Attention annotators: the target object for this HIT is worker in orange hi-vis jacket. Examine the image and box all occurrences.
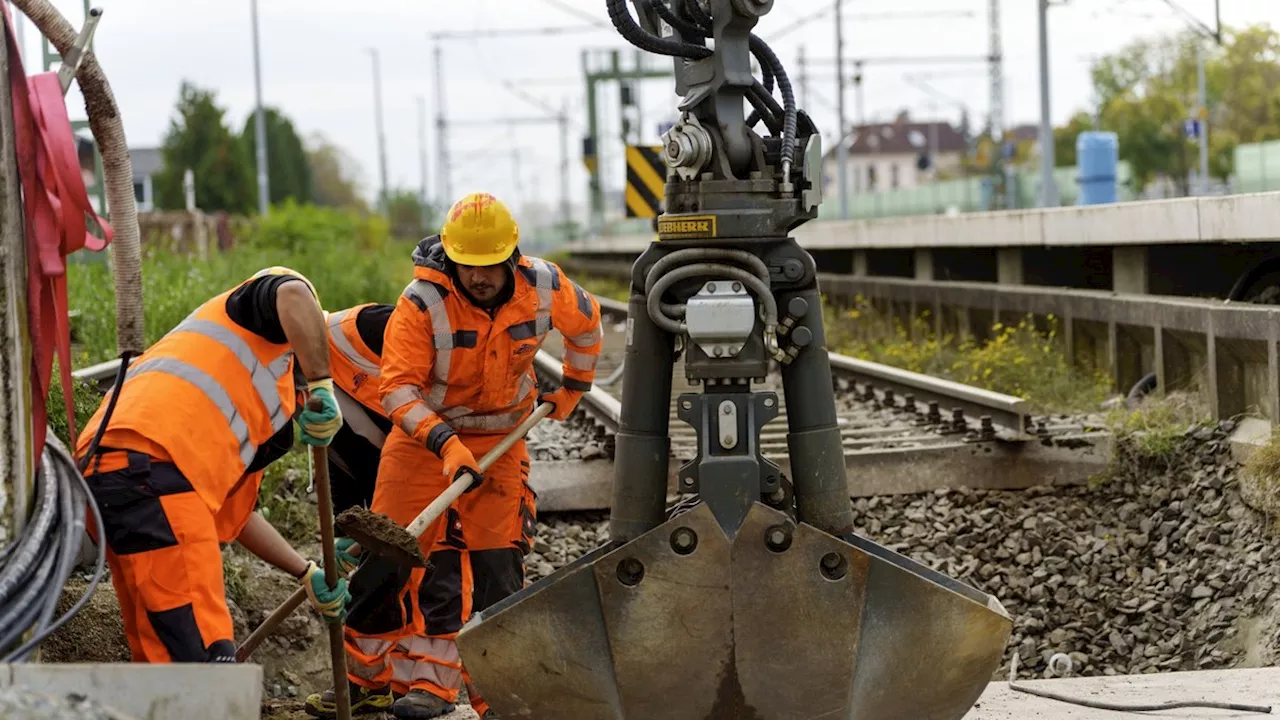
[74,267,351,666]
[304,192,603,720]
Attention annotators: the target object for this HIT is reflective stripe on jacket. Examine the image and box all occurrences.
[75,280,298,513]
[380,235,603,450]
[327,303,385,418]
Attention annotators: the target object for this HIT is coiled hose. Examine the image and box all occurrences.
[0,354,130,661]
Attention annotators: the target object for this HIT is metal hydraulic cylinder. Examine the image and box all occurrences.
[777,285,856,536]
[609,291,676,542]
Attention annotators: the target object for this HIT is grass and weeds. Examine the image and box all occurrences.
[578,274,631,303]
[69,200,415,364]
[1241,433,1280,523]
[824,296,1113,414]
[1101,392,1212,482]
[257,447,318,545]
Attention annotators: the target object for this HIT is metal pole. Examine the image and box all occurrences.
[434,43,451,206]
[369,48,389,213]
[1196,42,1209,196]
[418,95,429,230]
[835,0,849,219]
[798,45,809,109]
[1,22,35,535]
[559,105,571,236]
[250,0,269,216]
[1036,0,1058,207]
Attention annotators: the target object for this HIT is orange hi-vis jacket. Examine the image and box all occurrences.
[327,303,385,418]
[76,280,299,513]
[380,236,603,451]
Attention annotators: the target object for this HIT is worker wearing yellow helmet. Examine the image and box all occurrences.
[75,266,351,664]
[306,193,604,720]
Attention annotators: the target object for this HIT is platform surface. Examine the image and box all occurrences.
[967,668,1280,719]
[0,662,263,720]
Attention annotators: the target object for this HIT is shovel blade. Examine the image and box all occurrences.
[457,502,1012,720]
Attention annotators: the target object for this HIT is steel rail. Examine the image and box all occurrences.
[827,352,1029,437]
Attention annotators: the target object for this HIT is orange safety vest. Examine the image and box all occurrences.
[76,280,298,513]
[327,303,385,417]
[380,237,603,446]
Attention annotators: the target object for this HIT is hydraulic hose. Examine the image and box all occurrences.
[606,0,711,59]
[747,34,798,173]
[644,248,771,296]
[747,81,783,133]
[646,263,778,340]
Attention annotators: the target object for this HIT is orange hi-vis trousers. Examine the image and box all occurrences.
[81,450,260,663]
[342,429,536,714]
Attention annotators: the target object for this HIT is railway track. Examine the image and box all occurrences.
[71,294,1112,514]
[527,295,1111,512]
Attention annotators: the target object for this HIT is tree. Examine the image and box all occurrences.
[1053,112,1096,168]
[1078,23,1280,191]
[384,188,437,241]
[307,134,367,212]
[153,82,256,214]
[241,107,312,207]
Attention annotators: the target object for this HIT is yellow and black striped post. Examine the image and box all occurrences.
[625,145,666,218]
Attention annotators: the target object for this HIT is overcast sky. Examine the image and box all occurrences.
[10,0,1279,219]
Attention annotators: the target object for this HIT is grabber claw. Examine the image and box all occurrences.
[457,501,1012,719]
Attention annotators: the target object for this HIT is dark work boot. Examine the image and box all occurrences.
[391,689,457,719]
[304,680,393,717]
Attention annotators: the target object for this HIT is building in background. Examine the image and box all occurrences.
[822,111,969,197]
[74,141,163,213]
[129,147,162,212]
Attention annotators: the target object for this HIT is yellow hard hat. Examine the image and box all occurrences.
[440,192,519,266]
[251,266,319,305]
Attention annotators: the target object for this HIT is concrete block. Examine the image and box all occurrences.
[996,248,1023,285]
[968,667,1280,719]
[1112,246,1148,294]
[1041,196,1201,246]
[859,214,939,249]
[0,663,263,720]
[945,208,1045,248]
[1229,416,1273,463]
[1199,191,1280,242]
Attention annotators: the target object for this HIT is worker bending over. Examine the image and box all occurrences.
[75,267,352,663]
[323,303,395,578]
[324,302,395,516]
[307,193,602,720]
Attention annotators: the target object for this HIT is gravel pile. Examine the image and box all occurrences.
[522,421,1280,679]
[0,689,121,720]
[847,420,1280,679]
[527,411,611,462]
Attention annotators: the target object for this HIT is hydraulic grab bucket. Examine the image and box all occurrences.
[457,502,1013,719]
[457,1,1015,716]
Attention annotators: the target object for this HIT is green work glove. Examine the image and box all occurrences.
[299,378,343,447]
[336,537,360,576]
[299,561,351,623]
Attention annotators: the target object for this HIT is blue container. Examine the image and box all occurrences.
[1076,131,1119,205]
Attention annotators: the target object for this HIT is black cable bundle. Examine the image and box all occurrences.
[0,431,105,661]
[0,353,130,661]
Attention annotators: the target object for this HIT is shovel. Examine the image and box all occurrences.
[237,401,554,661]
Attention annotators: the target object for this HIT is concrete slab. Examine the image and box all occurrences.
[0,663,263,720]
[968,668,1280,719]
[1230,416,1273,464]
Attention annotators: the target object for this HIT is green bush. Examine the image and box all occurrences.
[68,202,415,365]
[824,296,1112,414]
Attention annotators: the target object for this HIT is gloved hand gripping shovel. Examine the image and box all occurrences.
[236,401,554,660]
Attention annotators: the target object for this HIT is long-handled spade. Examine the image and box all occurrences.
[237,402,554,662]
[310,401,351,720]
